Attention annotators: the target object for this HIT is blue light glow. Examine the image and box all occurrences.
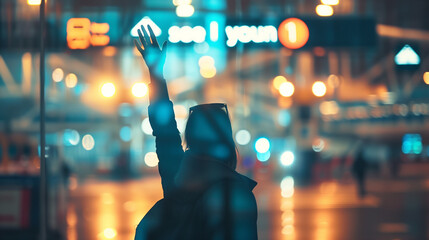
[130,17,161,37]
[255,137,270,153]
[278,110,291,127]
[280,151,294,166]
[257,151,271,162]
[395,45,420,65]
[120,126,132,142]
[402,134,422,154]
[63,129,80,146]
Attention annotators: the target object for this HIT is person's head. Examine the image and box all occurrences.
[184,103,237,169]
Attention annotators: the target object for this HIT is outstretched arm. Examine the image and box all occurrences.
[134,25,184,197]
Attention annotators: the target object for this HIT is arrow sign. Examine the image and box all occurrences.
[130,17,162,37]
[394,44,420,65]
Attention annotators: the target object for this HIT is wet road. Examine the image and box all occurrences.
[66,166,429,240]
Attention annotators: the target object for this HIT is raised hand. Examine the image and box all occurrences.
[134,25,167,80]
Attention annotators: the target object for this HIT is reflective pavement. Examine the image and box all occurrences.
[66,165,429,240]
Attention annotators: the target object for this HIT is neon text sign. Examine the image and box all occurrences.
[67,18,110,49]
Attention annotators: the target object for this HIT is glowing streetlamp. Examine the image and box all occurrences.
[279,82,295,97]
[321,0,339,5]
[132,82,148,98]
[312,81,327,97]
[101,83,116,98]
[27,0,42,6]
[316,4,334,17]
[424,72,429,85]
[273,76,287,90]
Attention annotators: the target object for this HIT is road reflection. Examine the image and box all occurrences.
[68,176,163,239]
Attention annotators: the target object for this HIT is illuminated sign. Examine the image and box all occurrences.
[130,17,162,37]
[67,18,110,49]
[278,18,309,49]
[168,26,206,43]
[127,17,375,48]
[395,45,420,65]
[225,25,277,47]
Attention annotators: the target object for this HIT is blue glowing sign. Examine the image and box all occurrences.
[130,17,162,37]
[402,134,422,154]
[395,45,420,65]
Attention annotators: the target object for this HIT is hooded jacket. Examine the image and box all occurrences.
[135,78,258,240]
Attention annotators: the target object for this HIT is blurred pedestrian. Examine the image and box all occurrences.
[352,149,368,198]
[133,25,258,240]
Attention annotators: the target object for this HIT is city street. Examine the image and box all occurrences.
[67,164,429,240]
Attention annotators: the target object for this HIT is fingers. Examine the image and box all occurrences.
[137,28,148,49]
[141,25,152,45]
[134,39,145,55]
[147,25,160,48]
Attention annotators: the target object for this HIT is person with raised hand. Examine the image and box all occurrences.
[134,24,258,240]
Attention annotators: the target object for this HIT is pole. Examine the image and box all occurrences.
[39,0,47,239]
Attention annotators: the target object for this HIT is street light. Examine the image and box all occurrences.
[101,82,116,97]
[176,4,194,17]
[424,72,429,85]
[280,151,295,166]
[279,82,295,97]
[65,73,78,88]
[273,76,287,90]
[27,0,42,6]
[131,82,148,98]
[321,0,339,5]
[316,4,334,17]
[255,137,270,153]
[312,81,327,97]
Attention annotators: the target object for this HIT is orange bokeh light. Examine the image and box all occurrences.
[278,18,309,49]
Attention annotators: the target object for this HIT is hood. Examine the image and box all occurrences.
[174,151,257,193]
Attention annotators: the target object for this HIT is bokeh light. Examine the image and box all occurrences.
[257,151,271,162]
[176,4,194,17]
[327,74,340,88]
[103,228,117,239]
[173,0,192,6]
[255,137,270,153]
[101,83,116,97]
[200,67,216,78]
[63,129,80,146]
[27,0,41,6]
[132,82,148,98]
[280,151,295,166]
[278,110,292,127]
[52,68,64,82]
[316,4,334,17]
[319,101,339,115]
[141,118,153,135]
[65,73,78,88]
[82,134,95,151]
[144,152,159,167]
[102,46,117,57]
[273,76,287,90]
[235,129,251,145]
[312,81,327,97]
[198,56,215,68]
[120,126,132,142]
[424,72,429,85]
[321,0,339,5]
[312,138,325,152]
[281,176,295,198]
[279,82,295,97]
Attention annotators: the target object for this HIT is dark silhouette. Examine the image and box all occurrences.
[352,149,368,198]
[133,25,258,240]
